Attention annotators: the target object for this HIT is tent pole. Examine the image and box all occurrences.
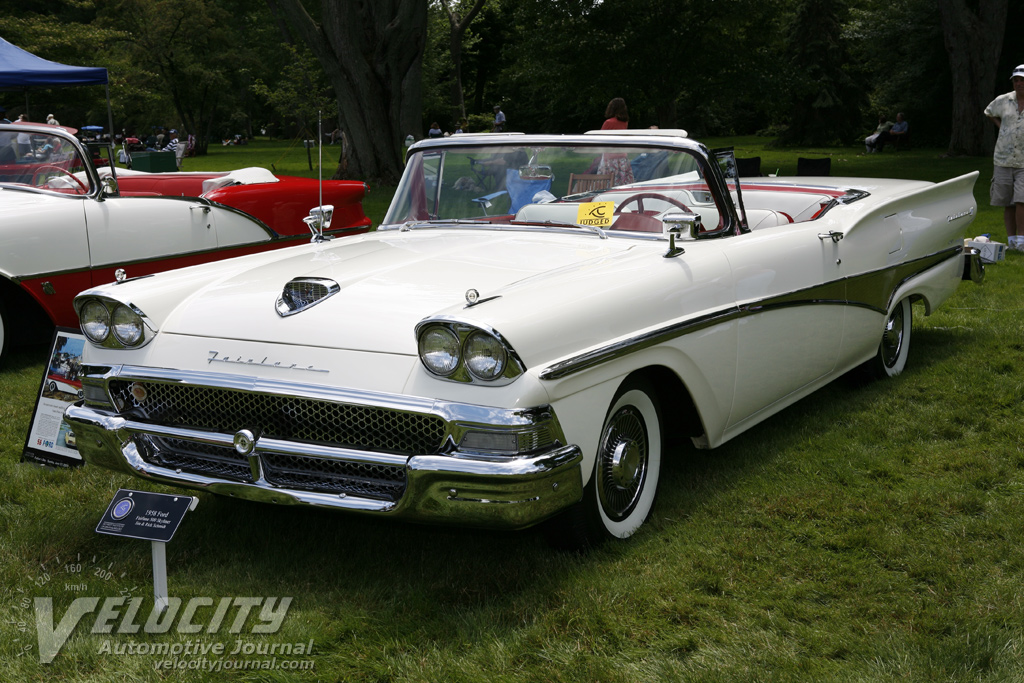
[24,90,30,120]
[105,82,117,179]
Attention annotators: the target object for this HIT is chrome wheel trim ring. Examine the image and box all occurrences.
[881,304,905,368]
[597,406,648,522]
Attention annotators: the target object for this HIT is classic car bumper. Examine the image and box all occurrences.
[962,246,984,284]
[63,365,584,530]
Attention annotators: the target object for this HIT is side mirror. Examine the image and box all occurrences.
[661,211,702,258]
[303,204,335,243]
[100,175,118,199]
[663,210,703,239]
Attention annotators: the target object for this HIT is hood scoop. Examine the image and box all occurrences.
[275,277,340,317]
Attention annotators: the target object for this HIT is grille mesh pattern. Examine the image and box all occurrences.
[262,453,405,500]
[111,380,445,455]
[111,379,445,502]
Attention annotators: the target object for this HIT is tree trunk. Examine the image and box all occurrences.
[937,0,1007,156]
[442,0,487,123]
[266,0,427,185]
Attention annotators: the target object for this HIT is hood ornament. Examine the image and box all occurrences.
[464,288,501,308]
[276,277,340,317]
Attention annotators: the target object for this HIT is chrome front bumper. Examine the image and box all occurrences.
[63,365,583,530]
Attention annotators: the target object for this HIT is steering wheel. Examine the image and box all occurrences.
[614,192,691,216]
[34,165,89,194]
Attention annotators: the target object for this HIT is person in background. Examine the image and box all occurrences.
[601,97,629,131]
[454,118,468,134]
[879,112,908,149]
[14,115,32,157]
[428,122,443,138]
[864,115,893,153]
[985,64,1024,252]
[162,129,179,153]
[597,98,633,185]
[492,105,506,132]
[46,113,59,126]
[0,105,9,124]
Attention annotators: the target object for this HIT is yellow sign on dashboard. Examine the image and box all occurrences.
[576,201,615,227]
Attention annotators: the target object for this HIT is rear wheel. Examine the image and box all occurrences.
[546,378,662,549]
[865,297,912,378]
[0,298,8,367]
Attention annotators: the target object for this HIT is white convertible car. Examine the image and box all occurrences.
[64,131,983,547]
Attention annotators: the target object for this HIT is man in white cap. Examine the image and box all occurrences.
[984,64,1024,251]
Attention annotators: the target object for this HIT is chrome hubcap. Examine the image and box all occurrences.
[597,406,648,521]
[881,305,904,368]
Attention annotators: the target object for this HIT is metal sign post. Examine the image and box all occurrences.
[96,489,199,613]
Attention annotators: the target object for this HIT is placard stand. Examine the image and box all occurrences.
[96,489,199,613]
[152,540,170,613]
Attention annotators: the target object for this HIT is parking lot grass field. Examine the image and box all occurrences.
[2,139,1022,681]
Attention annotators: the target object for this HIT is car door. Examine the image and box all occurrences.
[84,195,220,285]
[721,225,846,432]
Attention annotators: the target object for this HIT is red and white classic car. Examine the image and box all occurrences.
[0,122,370,363]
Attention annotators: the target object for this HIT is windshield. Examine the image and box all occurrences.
[382,142,729,234]
[0,130,93,195]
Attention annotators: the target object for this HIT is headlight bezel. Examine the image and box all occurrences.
[74,295,156,349]
[415,319,525,385]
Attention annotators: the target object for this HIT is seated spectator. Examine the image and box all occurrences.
[864,115,893,153]
[428,122,443,138]
[878,112,909,150]
[161,130,179,153]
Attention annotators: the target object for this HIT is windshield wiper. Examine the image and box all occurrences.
[398,219,492,231]
[514,219,608,239]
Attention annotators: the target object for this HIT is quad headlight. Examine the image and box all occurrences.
[79,300,111,343]
[75,296,155,349]
[416,321,524,384]
[464,330,507,380]
[418,326,461,376]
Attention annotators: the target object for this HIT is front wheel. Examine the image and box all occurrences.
[546,378,662,549]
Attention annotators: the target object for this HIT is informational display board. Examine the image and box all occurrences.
[22,328,86,468]
[96,489,197,543]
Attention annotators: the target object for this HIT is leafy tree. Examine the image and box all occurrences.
[0,6,126,128]
[266,0,428,184]
[776,0,865,145]
[438,0,488,122]
[97,0,267,153]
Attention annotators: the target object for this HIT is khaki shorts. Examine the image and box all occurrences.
[990,165,1024,206]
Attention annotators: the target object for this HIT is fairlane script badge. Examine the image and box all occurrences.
[576,201,615,227]
[947,207,974,222]
[207,351,329,373]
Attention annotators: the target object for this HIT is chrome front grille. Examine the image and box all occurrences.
[109,380,445,454]
[109,380,446,502]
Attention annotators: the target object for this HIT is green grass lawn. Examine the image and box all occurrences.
[2,138,1022,681]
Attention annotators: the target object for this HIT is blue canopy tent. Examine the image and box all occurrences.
[0,36,113,136]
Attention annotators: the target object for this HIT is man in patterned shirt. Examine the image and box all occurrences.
[985,64,1024,251]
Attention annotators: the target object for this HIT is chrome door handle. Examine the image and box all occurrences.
[818,231,844,243]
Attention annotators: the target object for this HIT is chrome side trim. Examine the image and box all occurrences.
[541,247,961,380]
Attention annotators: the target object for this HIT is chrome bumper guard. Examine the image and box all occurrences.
[962,246,984,284]
[63,366,583,530]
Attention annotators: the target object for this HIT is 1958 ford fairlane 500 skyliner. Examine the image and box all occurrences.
[0,122,370,363]
[64,130,982,546]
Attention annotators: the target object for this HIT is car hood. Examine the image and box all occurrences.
[161,229,641,356]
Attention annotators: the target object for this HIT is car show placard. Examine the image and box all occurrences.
[22,328,87,468]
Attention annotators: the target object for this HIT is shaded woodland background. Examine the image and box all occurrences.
[2,0,1022,183]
